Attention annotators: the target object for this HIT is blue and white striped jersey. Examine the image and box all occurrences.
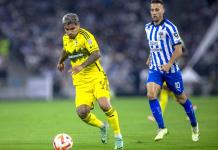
[145,18,182,73]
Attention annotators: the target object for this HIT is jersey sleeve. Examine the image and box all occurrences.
[80,29,99,53]
[165,23,181,46]
[144,23,151,41]
[62,34,68,51]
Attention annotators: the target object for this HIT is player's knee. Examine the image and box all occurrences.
[98,97,111,111]
[147,91,157,100]
[176,94,187,104]
[76,106,90,119]
[100,104,111,112]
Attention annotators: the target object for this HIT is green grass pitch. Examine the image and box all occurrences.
[0,96,218,150]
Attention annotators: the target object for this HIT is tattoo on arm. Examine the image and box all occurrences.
[58,49,68,64]
[81,50,101,68]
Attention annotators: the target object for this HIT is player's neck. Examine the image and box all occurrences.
[153,18,164,25]
[69,33,78,39]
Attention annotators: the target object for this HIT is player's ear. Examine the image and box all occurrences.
[162,6,165,14]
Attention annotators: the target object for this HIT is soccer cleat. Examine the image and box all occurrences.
[154,128,168,141]
[191,123,200,142]
[100,122,108,144]
[114,138,123,149]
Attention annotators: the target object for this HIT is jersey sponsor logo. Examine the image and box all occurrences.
[68,53,84,59]
[149,40,161,52]
[150,48,162,52]
[149,41,159,47]
[68,48,90,62]
[68,53,84,62]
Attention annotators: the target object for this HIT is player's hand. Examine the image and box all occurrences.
[159,63,171,72]
[68,65,83,75]
[57,63,65,72]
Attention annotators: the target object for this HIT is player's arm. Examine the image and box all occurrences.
[161,24,183,72]
[181,39,188,57]
[146,54,151,66]
[168,44,183,66]
[57,49,69,72]
[81,50,101,68]
[160,44,183,72]
[71,50,101,74]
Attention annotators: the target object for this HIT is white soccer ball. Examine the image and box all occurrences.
[53,133,73,150]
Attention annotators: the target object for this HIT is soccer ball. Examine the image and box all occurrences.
[53,133,73,150]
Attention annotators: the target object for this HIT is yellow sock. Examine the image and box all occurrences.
[105,108,121,135]
[159,89,169,114]
[82,113,103,128]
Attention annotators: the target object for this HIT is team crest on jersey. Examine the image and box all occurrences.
[158,31,164,39]
[74,40,78,45]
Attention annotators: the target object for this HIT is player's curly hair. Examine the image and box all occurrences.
[151,0,164,5]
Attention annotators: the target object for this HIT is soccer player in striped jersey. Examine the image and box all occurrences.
[145,0,199,142]
[57,13,123,149]
[147,43,198,121]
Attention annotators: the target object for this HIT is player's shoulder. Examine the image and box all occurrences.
[164,19,178,31]
[145,22,153,30]
[164,19,177,26]
[63,34,69,41]
[79,28,94,39]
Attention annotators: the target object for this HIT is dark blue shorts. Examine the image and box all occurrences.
[146,69,184,95]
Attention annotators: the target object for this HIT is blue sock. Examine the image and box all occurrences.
[182,99,197,127]
[149,99,165,129]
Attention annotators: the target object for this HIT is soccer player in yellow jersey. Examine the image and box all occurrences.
[57,13,123,149]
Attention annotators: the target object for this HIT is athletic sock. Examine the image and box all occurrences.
[149,99,165,129]
[182,99,197,127]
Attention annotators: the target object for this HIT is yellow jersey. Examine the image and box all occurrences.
[63,28,105,85]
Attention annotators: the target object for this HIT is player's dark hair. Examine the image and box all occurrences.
[151,0,164,5]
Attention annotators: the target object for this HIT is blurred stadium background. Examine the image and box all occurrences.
[0,0,218,150]
[0,0,218,99]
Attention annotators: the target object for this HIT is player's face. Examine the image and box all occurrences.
[150,3,164,24]
[64,23,80,38]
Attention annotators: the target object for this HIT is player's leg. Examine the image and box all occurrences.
[98,98,123,149]
[76,104,104,128]
[175,93,199,141]
[186,99,197,120]
[147,83,169,121]
[95,76,123,149]
[165,71,199,141]
[147,82,168,141]
[75,84,104,129]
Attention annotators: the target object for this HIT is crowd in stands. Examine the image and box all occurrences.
[0,0,217,96]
